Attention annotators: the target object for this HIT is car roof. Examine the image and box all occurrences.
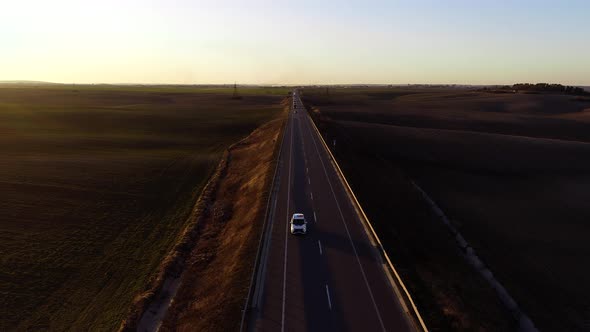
[292,213,304,219]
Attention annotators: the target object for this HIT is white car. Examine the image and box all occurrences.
[290,213,307,235]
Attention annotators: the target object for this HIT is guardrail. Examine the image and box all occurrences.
[305,106,429,332]
[238,106,289,332]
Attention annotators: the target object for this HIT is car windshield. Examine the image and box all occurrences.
[292,218,305,225]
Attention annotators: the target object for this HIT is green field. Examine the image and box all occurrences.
[0,85,285,330]
[0,83,291,96]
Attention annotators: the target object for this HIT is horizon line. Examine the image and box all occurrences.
[2,80,589,87]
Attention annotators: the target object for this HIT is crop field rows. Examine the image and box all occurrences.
[0,86,286,330]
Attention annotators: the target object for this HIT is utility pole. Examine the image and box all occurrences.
[232,82,239,99]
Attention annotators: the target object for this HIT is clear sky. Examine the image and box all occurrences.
[2,0,589,85]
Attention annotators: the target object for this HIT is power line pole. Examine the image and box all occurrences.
[232,82,240,99]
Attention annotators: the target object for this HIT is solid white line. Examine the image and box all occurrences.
[281,114,294,332]
[318,240,323,255]
[307,107,429,332]
[304,115,386,332]
[325,284,332,310]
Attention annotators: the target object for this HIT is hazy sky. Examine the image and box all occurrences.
[2,0,589,85]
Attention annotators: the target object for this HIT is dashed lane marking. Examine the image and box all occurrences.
[304,115,387,332]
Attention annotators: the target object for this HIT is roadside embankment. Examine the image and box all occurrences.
[120,101,288,331]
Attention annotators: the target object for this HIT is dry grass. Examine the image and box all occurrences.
[158,104,288,331]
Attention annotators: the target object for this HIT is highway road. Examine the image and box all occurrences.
[247,91,415,332]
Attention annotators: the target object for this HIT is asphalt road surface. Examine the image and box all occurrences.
[249,91,414,332]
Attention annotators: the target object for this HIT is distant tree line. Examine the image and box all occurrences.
[511,83,588,95]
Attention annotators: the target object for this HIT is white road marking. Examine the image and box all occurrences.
[310,192,313,200]
[308,178,311,185]
[318,240,323,255]
[304,115,386,332]
[314,211,317,223]
[281,113,295,332]
[306,167,309,173]
[325,284,332,310]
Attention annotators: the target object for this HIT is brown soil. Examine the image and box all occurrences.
[155,105,288,331]
[313,116,516,331]
[302,87,590,331]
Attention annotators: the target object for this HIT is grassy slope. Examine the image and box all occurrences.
[160,108,286,331]
[0,86,285,330]
[302,87,590,330]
